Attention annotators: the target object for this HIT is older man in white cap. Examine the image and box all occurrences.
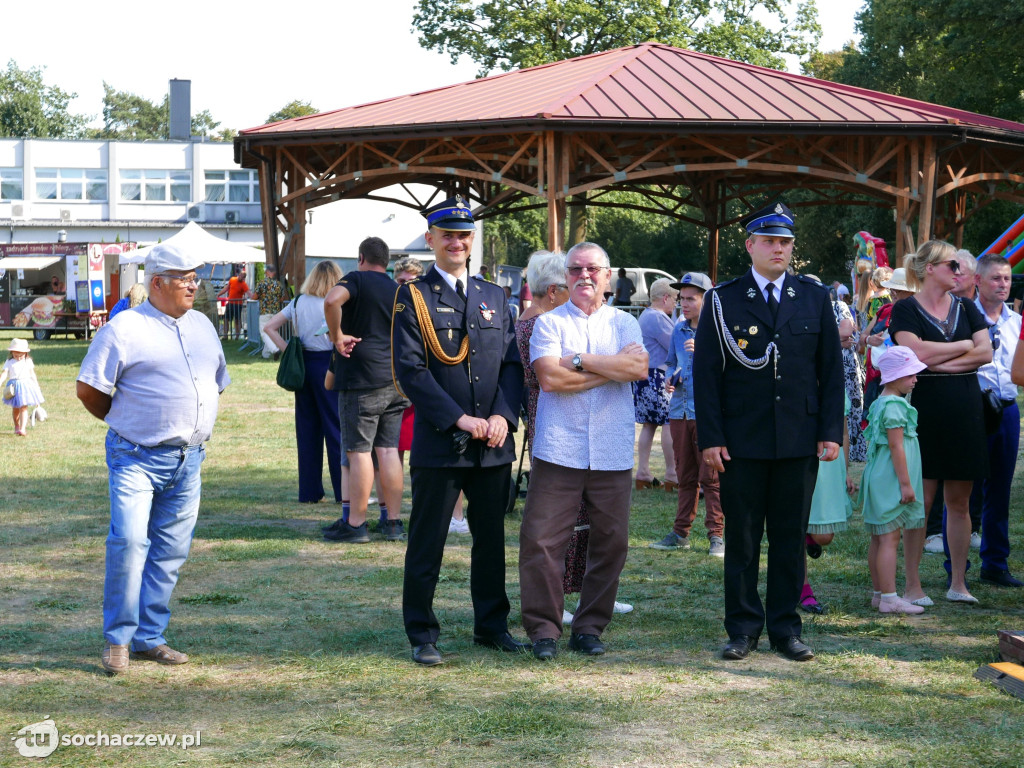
[77,243,230,675]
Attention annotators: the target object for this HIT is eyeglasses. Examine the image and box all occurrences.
[567,265,605,277]
[939,259,961,274]
[160,276,200,288]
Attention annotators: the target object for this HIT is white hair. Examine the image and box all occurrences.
[525,250,566,294]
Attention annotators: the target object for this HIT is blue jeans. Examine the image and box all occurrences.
[103,431,204,650]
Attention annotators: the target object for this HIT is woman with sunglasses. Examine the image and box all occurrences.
[888,240,993,605]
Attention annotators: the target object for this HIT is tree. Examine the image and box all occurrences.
[825,0,1024,122]
[91,85,229,140]
[0,60,88,138]
[413,0,822,75]
[190,109,221,138]
[266,100,319,124]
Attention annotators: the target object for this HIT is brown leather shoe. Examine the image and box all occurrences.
[662,480,679,492]
[130,644,189,665]
[102,643,129,675]
[635,478,653,490]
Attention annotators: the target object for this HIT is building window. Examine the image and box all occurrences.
[1,168,23,200]
[35,168,107,201]
[120,169,191,202]
[204,170,259,203]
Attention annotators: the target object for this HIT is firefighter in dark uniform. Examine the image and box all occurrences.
[392,196,528,665]
[693,201,843,662]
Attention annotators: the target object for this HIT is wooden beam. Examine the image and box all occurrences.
[918,136,938,244]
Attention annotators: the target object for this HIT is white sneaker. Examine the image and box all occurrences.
[923,534,944,554]
[970,532,982,550]
[613,600,633,614]
[562,609,574,625]
[448,517,470,534]
[709,536,725,558]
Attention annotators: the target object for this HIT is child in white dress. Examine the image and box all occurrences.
[0,338,45,436]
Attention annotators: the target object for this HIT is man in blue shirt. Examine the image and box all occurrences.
[649,272,725,556]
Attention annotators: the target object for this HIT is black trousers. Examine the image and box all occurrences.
[720,455,817,643]
[403,464,512,646]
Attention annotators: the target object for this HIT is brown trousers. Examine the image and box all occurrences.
[519,458,632,641]
[669,418,724,538]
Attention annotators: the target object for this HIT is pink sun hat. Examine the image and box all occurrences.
[878,346,927,384]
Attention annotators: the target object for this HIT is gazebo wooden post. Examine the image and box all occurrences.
[917,136,938,246]
[255,160,281,277]
[705,181,723,283]
[545,131,566,252]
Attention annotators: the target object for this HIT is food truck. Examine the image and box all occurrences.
[0,241,138,338]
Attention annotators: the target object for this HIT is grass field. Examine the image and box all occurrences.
[1,333,1022,767]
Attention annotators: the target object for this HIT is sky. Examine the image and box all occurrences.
[4,0,866,134]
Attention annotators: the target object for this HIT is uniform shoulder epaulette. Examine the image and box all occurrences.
[713,276,741,289]
[403,275,423,285]
[796,275,828,290]
[471,274,497,286]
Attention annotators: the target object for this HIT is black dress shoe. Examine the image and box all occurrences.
[532,638,558,661]
[567,633,605,655]
[806,540,823,559]
[411,643,443,666]
[473,632,531,653]
[771,636,814,661]
[980,568,1024,588]
[722,635,758,660]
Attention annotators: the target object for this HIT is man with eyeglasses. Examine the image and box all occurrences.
[518,242,648,660]
[77,243,230,675]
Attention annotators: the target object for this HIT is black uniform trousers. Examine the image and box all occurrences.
[403,463,512,646]
[721,455,817,643]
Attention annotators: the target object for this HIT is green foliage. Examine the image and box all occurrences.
[266,99,319,124]
[825,0,1024,122]
[92,82,168,140]
[0,60,88,138]
[414,0,822,76]
[191,108,221,138]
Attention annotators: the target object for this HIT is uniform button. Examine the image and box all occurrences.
[472,349,476,354]
[774,333,780,339]
[470,323,475,329]
[447,322,451,327]
[474,376,480,382]
[476,402,481,408]
[776,375,782,381]
[775,395,781,401]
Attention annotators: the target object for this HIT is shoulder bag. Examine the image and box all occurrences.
[276,296,306,391]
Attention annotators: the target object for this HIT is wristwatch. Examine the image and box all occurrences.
[572,353,584,372]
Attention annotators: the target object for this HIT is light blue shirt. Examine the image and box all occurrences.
[974,297,1021,400]
[664,319,697,420]
[638,307,675,369]
[78,300,230,447]
[530,302,643,470]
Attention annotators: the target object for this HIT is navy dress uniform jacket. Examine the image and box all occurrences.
[693,270,844,458]
[392,267,523,467]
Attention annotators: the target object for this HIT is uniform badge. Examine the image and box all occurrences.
[786,286,796,298]
[749,326,758,335]
[479,302,494,322]
[435,307,454,313]
[395,303,405,313]
[738,339,749,350]
[433,284,441,292]
[746,287,757,299]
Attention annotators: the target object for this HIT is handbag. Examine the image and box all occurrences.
[3,380,15,400]
[981,387,1004,435]
[276,297,306,392]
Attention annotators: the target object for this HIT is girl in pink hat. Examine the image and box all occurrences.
[859,346,928,614]
[0,338,45,436]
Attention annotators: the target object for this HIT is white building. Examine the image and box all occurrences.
[0,137,263,246]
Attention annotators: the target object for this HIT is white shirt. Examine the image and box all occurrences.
[281,294,332,351]
[433,264,467,296]
[751,270,785,306]
[530,302,643,471]
[77,300,230,447]
[974,297,1021,400]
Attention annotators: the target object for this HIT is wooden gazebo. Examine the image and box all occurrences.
[235,43,1024,282]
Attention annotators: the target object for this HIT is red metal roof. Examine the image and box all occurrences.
[242,43,1024,136]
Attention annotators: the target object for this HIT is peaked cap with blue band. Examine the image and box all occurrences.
[422,195,476,231]
[740,201,795,238]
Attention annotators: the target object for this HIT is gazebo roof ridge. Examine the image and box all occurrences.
[240,41,1024,137]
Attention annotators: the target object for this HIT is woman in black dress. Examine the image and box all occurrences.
[889,240,992,605]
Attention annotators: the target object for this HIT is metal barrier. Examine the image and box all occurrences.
[240,300,262,354]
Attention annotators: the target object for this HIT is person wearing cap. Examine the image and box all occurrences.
[968,254,1022,588]
[859,345,928,615]
[693,201,843,662]
[649,272,725,556]
[392,195,527,665]
[76,242,230,675]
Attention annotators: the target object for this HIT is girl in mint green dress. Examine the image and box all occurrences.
[800,393,856,615]
[859,346,927,614]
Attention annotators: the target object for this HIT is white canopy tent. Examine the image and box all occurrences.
[119,222,266,265]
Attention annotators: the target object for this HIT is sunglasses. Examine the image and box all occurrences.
[939,259,961,274]
[567,265,606,277]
